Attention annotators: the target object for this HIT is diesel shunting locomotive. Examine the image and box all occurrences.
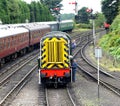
[38,31,73,87]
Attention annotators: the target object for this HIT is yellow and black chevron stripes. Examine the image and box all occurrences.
[41,37,69,69]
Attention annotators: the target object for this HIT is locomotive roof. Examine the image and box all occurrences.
[0,27,29,38]
[41,31,71,41]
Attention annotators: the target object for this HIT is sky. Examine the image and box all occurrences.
[23,0,102,14]
[61,0,102,14]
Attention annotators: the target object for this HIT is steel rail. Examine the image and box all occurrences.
[0,65,37,106]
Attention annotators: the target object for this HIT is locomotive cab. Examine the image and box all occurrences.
[38,31,72,86]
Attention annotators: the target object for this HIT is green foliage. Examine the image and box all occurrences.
[76,23,91,29]
[99,31,120,59]
[18,1,30,23]
[0,0,54,24]
[41,0,62,15]
[77,7,90,24]
[0,0,8,23]
[41,0,62,9]
[95,13,106,28]
[77,7,105,28]
[99,9,120,59]
[110,14,120,31]
[102,0,119,24]
[7,0,21,23]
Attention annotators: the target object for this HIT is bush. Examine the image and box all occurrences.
[110,14,120,32]
[99,13,120,59]
[76,23,92,29]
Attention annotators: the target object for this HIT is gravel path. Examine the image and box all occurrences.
[9,70,44,106]
[71,72,120,106]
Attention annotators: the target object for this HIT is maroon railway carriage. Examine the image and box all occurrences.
[23,24,50,48]
[0,27,29,64]
[0,24,50,67]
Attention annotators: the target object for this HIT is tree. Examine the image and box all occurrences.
[40,0,62,9]
[43,5,54,21]
[95,13,106,28]
[34,2,41,22]
[40,0,62,15]
[29,1,54,22]
[77,7,90,24]
[110,14,120,31]
[0,0,55,24]
[29,2,36,22]
[6,0,21,23]
[18,1,30,23]
[0,0,13,24]
[102,0,119,24]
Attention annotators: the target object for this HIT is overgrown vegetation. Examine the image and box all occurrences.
[99,14,120,60]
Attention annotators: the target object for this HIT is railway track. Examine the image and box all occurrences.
[1,29,117,106]
[0,50,39,106]
[45,87,76,106]
[0,49,39,76]
[40,31,93,106]
[75,39,120,97]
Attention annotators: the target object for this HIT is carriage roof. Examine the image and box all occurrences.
[0,23,50,38]
[0,27,29,38]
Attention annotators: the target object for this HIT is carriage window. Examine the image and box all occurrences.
[6,38,8,48]
[0,41,1,51]
[6,38,9,48]
[21,36,24,42]
[14,36,16,45]
[4,39,6,49]
[21,36,23,42]
[1,40,3,50]
[2,39,5,50]
[11,37,13,46]
[24,34,26,41]
[14,37,15,45]
[0,41,3,50]
[8,38,10,48]
[24,35,26,41]
[8,38,11,48]
[5,39,8,48]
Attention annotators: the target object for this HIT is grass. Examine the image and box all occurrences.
[73,28,90,32]
[89,46,120,72]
